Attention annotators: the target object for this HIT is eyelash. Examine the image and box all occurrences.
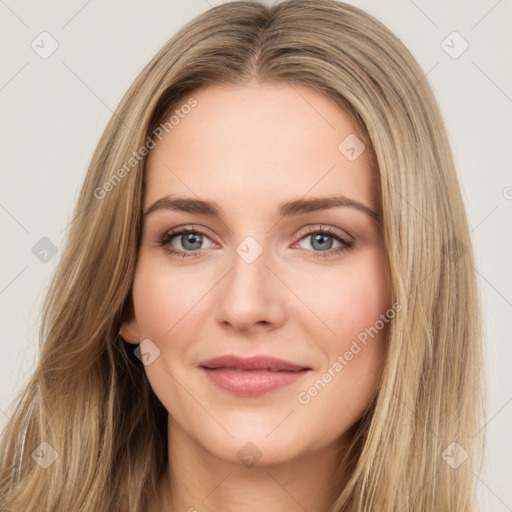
[154,225,354,260]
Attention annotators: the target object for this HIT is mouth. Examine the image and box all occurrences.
[198,354,311,372]
[198,355,311,396]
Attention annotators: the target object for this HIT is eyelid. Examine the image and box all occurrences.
[158,225,217,247]
[162,224,216,240]
[296,224,354,242]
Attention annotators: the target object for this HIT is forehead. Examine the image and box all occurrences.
[144,82,374,214]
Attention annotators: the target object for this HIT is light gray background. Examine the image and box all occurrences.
[1,1,510,509]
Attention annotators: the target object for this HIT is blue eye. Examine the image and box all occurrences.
[155,225,354,259]
[157,228,213,259]
[295,226,354,259]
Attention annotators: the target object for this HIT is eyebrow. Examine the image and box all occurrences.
[144,195,379,221]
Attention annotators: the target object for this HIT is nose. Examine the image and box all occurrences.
[213,239,287,332]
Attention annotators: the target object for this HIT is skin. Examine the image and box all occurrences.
[121,81,391,512]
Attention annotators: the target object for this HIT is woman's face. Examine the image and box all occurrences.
[122,82,390,466]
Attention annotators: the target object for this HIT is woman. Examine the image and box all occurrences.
[0,1,483,510]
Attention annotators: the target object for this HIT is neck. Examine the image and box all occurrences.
[152,416,354,512]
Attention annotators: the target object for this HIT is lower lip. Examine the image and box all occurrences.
[200,367,309,396]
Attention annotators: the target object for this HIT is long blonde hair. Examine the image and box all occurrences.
[0,1,483,510]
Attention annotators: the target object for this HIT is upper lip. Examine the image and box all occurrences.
[198,355,310,372]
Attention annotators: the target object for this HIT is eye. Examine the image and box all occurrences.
[294,226,354,259]
[155,226,214,259]
[154,224,354,260]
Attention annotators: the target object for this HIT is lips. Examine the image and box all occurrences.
[198,355,311,396]
[198,354,310,372]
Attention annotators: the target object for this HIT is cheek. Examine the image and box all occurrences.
[294,250,390,343]
[293,251,389,413]
[131,257,207,340]
[130,259,201,412]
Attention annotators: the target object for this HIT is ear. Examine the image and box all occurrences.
[119,298,140,345]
